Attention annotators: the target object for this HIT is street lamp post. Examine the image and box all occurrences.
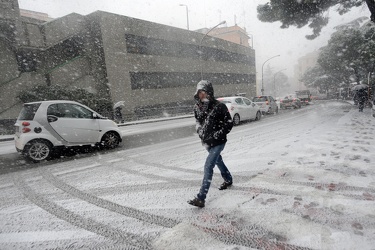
[179,4,189,30]
[261,54,280,95]
[200,20,226,80]
[273,68,286,97]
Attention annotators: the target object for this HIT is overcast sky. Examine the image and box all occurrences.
[18,0,370,78]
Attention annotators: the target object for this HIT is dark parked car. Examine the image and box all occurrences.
[280,95,302,109]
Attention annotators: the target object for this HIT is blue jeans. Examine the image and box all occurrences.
[197,143,232,201]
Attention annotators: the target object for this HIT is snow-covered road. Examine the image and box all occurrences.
[0,101,374,249]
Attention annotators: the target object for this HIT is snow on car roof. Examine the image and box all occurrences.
[25,100,81,105]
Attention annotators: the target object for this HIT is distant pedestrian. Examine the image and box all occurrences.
[114,106,124,123]
[356,88,368,112]
[188,80,233,208]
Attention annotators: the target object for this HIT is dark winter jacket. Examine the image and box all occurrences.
[193,80,233,147]
[194,99,233,147]
[356,89,368,102]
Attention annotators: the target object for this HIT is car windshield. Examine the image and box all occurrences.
[17,103,41,120]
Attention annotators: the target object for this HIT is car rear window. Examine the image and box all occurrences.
[18,103,41,120]
[253,97,266,102]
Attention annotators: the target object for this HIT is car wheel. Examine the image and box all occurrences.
[100,131,121,149]
[233,114,240,126]
[24,139,52,162]
[255,111,261,121]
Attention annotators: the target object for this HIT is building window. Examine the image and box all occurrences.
[125,34,254,66]
[130,71,255,90]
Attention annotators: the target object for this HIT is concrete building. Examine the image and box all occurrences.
[0,0,256,132]
[293,51,319,90]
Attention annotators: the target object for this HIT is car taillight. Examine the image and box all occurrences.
[22,121,31,133]
[22,127,31,133]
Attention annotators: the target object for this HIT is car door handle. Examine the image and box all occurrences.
[47,115,58,123]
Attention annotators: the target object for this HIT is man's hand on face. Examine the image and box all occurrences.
[198,90,208,102]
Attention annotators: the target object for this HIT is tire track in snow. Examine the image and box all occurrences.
[39,157,314,249]
[89,159,257,195]
[101,159,314,249]
[12,173,151,249]
[39,168,179,228]
[40,163,308,249]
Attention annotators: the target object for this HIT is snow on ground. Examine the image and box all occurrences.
[0,101,374,249]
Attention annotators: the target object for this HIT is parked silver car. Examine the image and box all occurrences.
[252,96,279,114]
[217,96,261,125]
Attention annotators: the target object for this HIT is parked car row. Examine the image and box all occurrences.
[216,94,281,126]
[216,93,313,127]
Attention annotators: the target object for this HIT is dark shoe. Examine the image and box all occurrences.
[187,197,205,208]
[219,181,232,190]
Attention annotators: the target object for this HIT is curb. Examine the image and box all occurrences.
[117,114,194,127]
[0,137,14,142]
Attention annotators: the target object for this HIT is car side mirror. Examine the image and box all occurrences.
[47,115,58,123]
[252,103,255,107]
[92,113,103,119]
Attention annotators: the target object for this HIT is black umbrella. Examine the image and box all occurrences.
[351,83,368,91]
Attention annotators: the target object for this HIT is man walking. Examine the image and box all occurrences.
[188,80,234,208]
[356,88,368,112]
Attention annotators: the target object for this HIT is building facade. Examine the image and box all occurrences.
[293,50,319,90]
[208,25,251,48]
[0,0,256,130]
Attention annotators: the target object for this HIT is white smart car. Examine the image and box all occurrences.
[14,100,122,162]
